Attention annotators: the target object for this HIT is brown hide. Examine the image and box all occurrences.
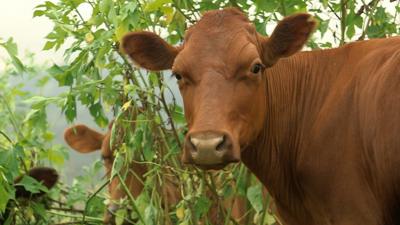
[121,7,400,225]
[64,123,247,224]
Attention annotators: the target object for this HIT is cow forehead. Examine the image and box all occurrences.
[184,8,254,45]
[174,10,259,74]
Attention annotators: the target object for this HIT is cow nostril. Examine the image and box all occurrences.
[189,137,198,153]
[215,135,226,151]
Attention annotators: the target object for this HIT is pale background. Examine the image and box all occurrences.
[0,0,102,183]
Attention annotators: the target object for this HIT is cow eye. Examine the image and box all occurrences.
[172,73,182,80]
[250,63,264,74]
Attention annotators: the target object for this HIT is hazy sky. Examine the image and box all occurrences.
[0,1,60,67]
[0,1,101,182]
[0,0,90,68]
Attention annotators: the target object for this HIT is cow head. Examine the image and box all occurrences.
[64,123,146,224]
[122,8,316,169]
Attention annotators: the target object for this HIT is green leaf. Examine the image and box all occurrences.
[99,0,113,15]
[354,16,363,29]
[43,41,56,50]
[2,38,17,55]
[255,0,278,12]
[89,102,108,127]
[0,183,12,213]
[47,148,65,165]
[70,0,84,7]
[33,10,45,17]
[16,175,49,195]
[111,152,124,177]
[47,64,64,83]
[108,6,118,27]
[63,94,77,122]
[95,46,110,68]
[31,202,47,218]
[143,130,155,161]
[25,96,62,109]
[24,109,40,122]
[0,149,20,178]
[247,184,263,213]
[194,196,211,220]
[318,19,329,37]
[115,25,129,41]
[0,38,25,73]
[236,172,248,196]
[47,64,64,82]
[148,72,159,85]
[144,205,157,224]
[115,208,127,225]
[346,24,355,39]
[171,105,186,125]
[145,0,172,12]
[37,76,50,87]
[85,195,104,216]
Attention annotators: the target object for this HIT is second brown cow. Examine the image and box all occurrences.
[64,121,248,224]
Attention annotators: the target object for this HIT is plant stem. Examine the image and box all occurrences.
[116,173,147,225]
[340,0,348,45]
[82,178,110,223]
[0,130,13,144]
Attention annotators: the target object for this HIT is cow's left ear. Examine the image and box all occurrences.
[14,167,59,198]
[260,13,316,67]
[121,31,181,71]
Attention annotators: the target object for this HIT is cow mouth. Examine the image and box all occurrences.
[194,163,229,170]
[182,149,241,170]
[189,157,240,170]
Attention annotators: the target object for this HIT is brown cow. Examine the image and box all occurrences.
[64,122,247,224]
[64,122,152,224]
[121,7,400,225]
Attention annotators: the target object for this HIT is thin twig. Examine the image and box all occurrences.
[327,3,341,20]
[49,207,85,214]
[340,0,348,45]
[82,178,110,223]
[157,74,183,149]
[116,173,147,225]
[0,130,13,144]
[172,0,196,24]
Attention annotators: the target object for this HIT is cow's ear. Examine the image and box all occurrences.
[26,167,59,189]
[121,31,181,71]
[260,13,316,67]
[14,167,59,198]
[64,125,104,153]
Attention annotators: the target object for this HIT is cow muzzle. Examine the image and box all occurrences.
[182,131,240,170]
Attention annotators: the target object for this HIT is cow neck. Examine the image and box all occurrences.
[242,47,346,218]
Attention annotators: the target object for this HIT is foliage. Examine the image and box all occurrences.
[0,0,399,224]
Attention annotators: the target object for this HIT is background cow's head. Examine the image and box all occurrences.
[64,123,147,224]
[122,8,316,169]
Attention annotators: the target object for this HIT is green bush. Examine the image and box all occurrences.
[0,0,399,224]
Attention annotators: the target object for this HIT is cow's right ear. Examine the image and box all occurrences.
[121,31,181,71]
[64,125,104,153]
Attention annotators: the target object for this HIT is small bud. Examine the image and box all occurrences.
[176,206,185,220]
[85,33,94,44]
